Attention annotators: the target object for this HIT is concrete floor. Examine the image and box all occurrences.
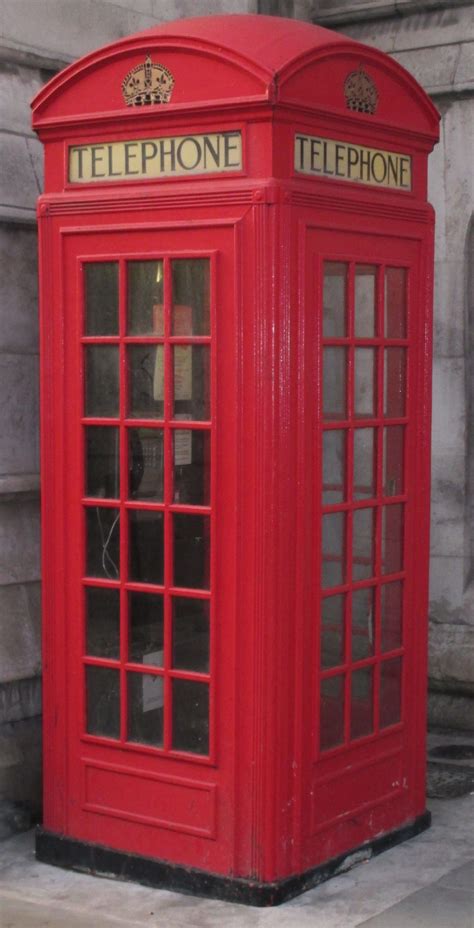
[0,793,472,928]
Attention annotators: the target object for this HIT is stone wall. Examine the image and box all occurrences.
[0,0,472,833]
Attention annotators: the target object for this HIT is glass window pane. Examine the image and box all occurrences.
[128,345,164,419]
[85,346,119,418]
[354,348,376,418]
[85,587,120,659]
[381,581,403,652]
[322,512,345,589]
[384,426,404,496]
[321,594,345,669]
[173,345,210,421]
[172,597,210,672]
[353,508,374,581]
[172,679,209,755]
[128,428,163,501]
[355,265,376,338]
[173,514,210,590]
[172,259,210,336]
[350,666,373,740]
[129,510,164,585]
[323,347,347,420]
[85,262,118,336]
[129,592,164,665]
[385,267,407,338]
[353,428,375,500]
[85,426,120,498]
[86,507,120,580]
[320,675,345,751]
[380,658,402,728]
[173,429,210,505]
[382,504,404,575]
[127,261,164,335]
[322,430,346,504]
[351,587,375,661]
[384,348,406,417]
[323,262,347,337]
[128,671,164,747]
[86,666,120,738]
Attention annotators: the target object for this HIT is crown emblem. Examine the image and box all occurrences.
[122,55,174,106]
[344,67,378,115]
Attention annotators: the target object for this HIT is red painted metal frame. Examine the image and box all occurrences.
[33,14,439,891]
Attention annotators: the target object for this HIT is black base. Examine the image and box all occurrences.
[36,811,431,907]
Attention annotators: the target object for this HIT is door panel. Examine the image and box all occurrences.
[62,225,236,873]
[304,227,419,866]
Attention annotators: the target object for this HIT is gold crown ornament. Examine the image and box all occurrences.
[122,55,175,106]
[344,67,378,115]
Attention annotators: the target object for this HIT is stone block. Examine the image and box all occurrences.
[0,63,46,137]
[0,583,41,684]
[0,500,40,586]
[0,676,42,725]
[430,484,465,559]
[429,622,474,691]
[0,715,42,814]
[454,37,474,90]
[429,555,465,616]
[442,101,474,260]
[392,43,461,95]
[431,357,465,463]
[0,132,43,219]
[0,225,39,355]
[428,690,474,731]
[433,259,465,358]
[0,353,39,476]
[329,5,474,55]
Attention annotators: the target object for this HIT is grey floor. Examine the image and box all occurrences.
[0,793,473,928]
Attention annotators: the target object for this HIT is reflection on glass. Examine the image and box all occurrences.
[128,428,163,501]
[85,262,119,336]
[353,428,375,500]
[86,666,120,738]
[384,426,404,496]
[323,347,347,420]
[355,265,376,338]
[129,510,164,585]
[129,592,164,665]
[351,587,374,661]
[172,679,209,754]
[86,427,120,498]
[85,587,120,659]
[173,429,210,505]
[353,508,374,581]
[173,345,210,421]
[85,346,119,418]
[381,581,403,652]
[380,658,402,728]
[173,514,210,590]
[321,595,345,669]
[322,512,345,589]
[172,597,210,672]
[354,348,376,418]
[384,348,406,417]
[86,507,120,580]
[382,504,404,575]
[350,666,373,740]
[323,262,347,337]
[128,671,164,746]
[127,261,164,335]
[128,345,164,419]
[322,430,345,504]
[172,259,210,336]
[320,675,344,751]
[385,267,407,338]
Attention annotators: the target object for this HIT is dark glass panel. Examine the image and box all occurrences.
[381,581,403,652]
[85,262,118,336]
[354,348,376,418]
[128,345,164,419]
[382,504,404,575]
[384,426,404,496]
[86,666,120,738]
[353,428,375,500]
[320,675,345,751]
[323,347,347,420]
[85,587,120,659]
[355,265,376,338]
[128,671,164,747]
[173,514,210,590]
[128,428,163,501]
[322,512,345,589]
[129,591,164,665]
[173,429,210,505]
[352,508,375,581]
[86,507,120,580]
[127,260,164,335]
[321,595,345,669]
[323,262,347,337]
[384,348,406,417]
[172,597,210,672]
[172,258,210,336]
[385,267,407,338]
[129,510,164,586]
[380,658,402,728]
[322,430,346,504]
[172,679,209,755]
[173,345,210,421]
[350,666,374,740]
[85,346,119,418]
[351,587,375,661]
[85,426,120,498]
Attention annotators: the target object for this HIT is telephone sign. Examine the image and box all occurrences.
[32,14,439,905]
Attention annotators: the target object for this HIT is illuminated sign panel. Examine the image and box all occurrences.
[295,134,412,190]
[69,131,242,183]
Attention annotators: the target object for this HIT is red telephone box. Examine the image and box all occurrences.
[32,14,439,905]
